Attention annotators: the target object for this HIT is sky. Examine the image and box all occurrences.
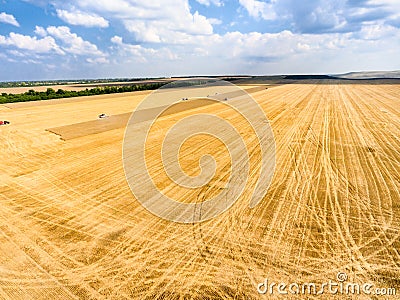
[0,0,399,80]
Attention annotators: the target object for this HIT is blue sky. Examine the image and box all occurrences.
[0,0,399,80]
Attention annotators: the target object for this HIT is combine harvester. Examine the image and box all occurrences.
[98,113,109,119]
[0,120,10,125]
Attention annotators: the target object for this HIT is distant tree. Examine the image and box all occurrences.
[46,88,55,95]
[0,83,166,104]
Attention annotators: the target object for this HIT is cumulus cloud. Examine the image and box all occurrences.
[270,1,348,33]
[34,26,47,37]
[1,25,108,66]
[346,6,388,23]
[46,26,106,57]
[86,57,109,64]
[357,23,398,40]
[103,26,400,77]
[195,30,318,60]
[110,35,123,45]
[50,0,216,44]
[195,0,223,6]
[209,18,223,25]
[0,32,63,54]
[237,0,397,34]
[364,0,400,28]
[122,10,214,43]
[111,35,178,62]
[108,29,336,65]
[56,9,109,28]
[239,0,277,20]
[0,12,20,27]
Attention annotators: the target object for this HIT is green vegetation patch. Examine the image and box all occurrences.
[0,83,165,104]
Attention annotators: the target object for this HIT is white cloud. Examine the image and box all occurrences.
[302,1,399,34]
[110,36,123,45]
[209,18,223,25]
[109,26,399,72]
[56,9,109,28]
[86,57,109,64]
[0,32,64,54]
[110,35,178,62]
[34,26,47,37]
[0,12,20,27]
[204,30,310,59]
[53,0,215,43]
[368,0,400,11]
[196,0,223,7]
[239,0,399,34]
[122,9,214,43]
[0,25,108,67]
[111,35,154,62]
[46,26,106,57]
[107,29,330,66]
[239,0,276,20]
[358,23,398,40]
[123,20,163,43]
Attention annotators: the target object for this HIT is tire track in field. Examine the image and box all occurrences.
[1,84,400,298]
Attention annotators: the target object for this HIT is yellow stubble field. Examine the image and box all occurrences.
[0,82,399,299]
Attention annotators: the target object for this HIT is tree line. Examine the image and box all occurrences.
[0,83,165,104]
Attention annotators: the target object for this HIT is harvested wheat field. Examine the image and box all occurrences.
[0,82,399,299]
